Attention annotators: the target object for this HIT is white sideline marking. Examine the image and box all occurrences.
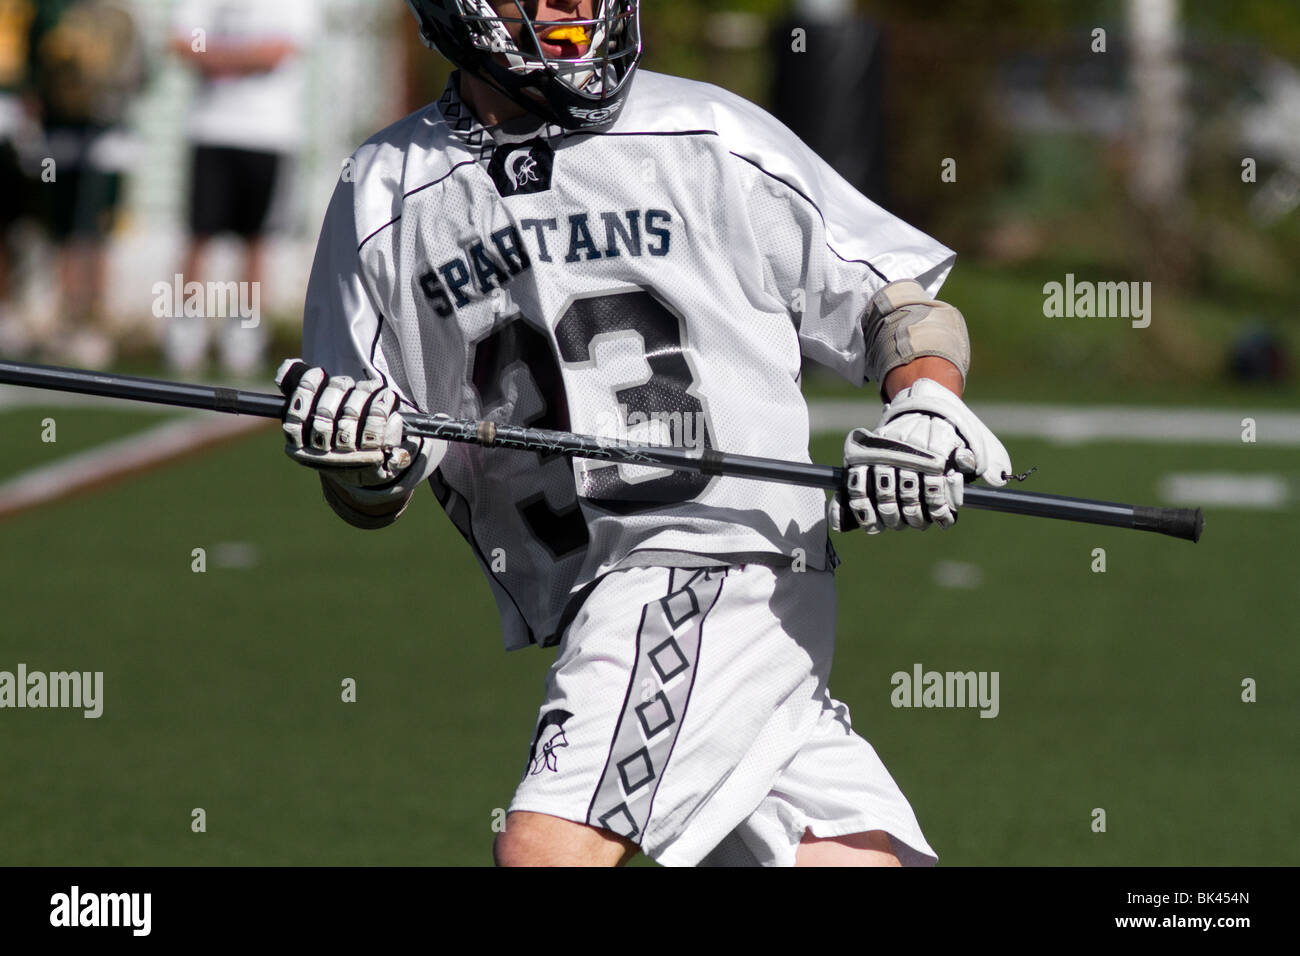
[933,560,983,589]
[1158,473,1290,509]
[807,401,1300,446]
[0,415,269,519]
[212,541,260,569]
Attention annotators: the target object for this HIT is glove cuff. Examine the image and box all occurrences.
[320,475,412,530]
[881,378,973,442]
[880,379,1011,485]
[319,437,443,529]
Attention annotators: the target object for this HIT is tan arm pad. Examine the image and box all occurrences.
[862,279,971,391]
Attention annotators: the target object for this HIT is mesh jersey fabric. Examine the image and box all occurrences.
[302,70,955,649]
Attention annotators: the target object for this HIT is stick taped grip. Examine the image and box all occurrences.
[1133,505,1205,543]
[277,361,311,402]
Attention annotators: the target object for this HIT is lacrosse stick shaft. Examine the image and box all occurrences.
[415,416,1201,542]
[0,360,287,418]
[0,360,1203,542]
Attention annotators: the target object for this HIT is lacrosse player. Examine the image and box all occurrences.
[277,0,1013,867]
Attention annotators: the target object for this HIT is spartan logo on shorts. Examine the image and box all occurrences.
[488,139,554,197]
[528,709,573,774]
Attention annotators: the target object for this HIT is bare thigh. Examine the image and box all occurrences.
[794,829,902,867]
[494,811,640,867]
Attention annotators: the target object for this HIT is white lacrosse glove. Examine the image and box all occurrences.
[275,359,438,490]
[829,378,1013,534]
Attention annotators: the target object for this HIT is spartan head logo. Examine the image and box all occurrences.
[528,709,573,775]
[508,151,540,189]
[488,138,554,197]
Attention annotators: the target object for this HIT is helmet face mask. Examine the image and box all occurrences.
[407,0,642,131]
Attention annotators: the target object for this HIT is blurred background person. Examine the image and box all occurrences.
[25,0,144,368]
[167,0,318,378]
[0,0,36,356]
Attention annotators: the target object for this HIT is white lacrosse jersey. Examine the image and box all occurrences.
[302,70,955,650]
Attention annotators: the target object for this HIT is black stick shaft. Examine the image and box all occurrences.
[0,360,1203,542]
[0,360,286,418]
[417,417,1200,541]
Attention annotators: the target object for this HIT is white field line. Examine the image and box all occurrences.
[0,414,270,520]
[807,401,1300,446]
[1158,473,1291,509]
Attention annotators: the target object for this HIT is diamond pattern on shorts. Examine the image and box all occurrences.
[617,747,656,794]
[635,691,676,739]
[660,588,700,629]
[583,568,728,849]
[597,802,640,840]
[648,636,690,683]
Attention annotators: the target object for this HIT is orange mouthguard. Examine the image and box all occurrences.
[546,26,589,44]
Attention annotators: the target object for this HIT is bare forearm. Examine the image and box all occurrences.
[882,356,964,401]
[171,38,296,76]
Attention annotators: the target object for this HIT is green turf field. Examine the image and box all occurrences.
[0,410,1295,865]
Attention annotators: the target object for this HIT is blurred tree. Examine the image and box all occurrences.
[1184,0,1300,59]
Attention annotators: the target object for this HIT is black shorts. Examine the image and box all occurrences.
[0,141,31,229]
[41,124,123,241]
[188,145,282,239]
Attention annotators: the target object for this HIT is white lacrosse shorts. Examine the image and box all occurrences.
[507,563,937,867]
